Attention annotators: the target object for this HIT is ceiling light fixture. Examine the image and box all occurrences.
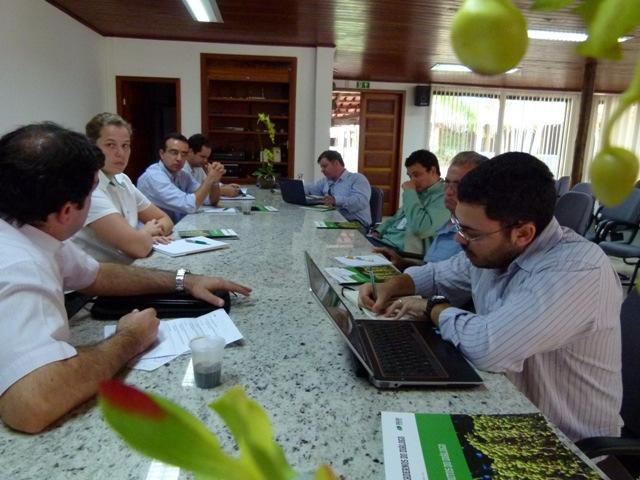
[528,29,631,43]
[182,0,223,23]
[430,64,519,74]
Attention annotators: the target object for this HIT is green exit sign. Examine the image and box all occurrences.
[356,81,370,89]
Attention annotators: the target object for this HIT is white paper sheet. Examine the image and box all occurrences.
[104,309,243,371]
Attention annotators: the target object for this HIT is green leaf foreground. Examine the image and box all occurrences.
[453,0,640,208]
[99,381,337,480]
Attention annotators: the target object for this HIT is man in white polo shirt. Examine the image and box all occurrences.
[0,123,251,433]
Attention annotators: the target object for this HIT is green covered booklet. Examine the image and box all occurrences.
[178,228,238,239]
[314,220,361,229]
[381,412,599,480]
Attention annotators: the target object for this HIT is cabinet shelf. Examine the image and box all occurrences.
[209,113,289,120]
[210,129,288,136]
[208,97,289,104]
[201,53,296,180]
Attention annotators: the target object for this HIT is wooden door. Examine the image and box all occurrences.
[116,77,181,183]
[358,91,404,216]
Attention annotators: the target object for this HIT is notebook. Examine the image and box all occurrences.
[279,178,324,205]
[304,251,482,388]
[152,236,229,257]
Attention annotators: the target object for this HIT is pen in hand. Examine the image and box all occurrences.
[368,267,378,301]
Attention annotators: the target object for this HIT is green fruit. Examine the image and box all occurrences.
[589,147,639,207]
[451,0,528,75]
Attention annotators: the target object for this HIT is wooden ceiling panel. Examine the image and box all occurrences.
[47,0,640,92]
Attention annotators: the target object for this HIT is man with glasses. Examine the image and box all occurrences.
[359,152,622,443]
[137,133,225,223]
[373,151,487,270]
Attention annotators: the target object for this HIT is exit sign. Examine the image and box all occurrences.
[356,81,370,89]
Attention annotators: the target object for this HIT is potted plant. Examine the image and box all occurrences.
[253,113,278,189]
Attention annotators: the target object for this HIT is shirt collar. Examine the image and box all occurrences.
[99,170,125,188]
[511,217,563,273]
[158,160,178,180]
[329,169,349,185]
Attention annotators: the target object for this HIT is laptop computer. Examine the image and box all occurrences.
[279,178,324,205]
[304,252,482,388]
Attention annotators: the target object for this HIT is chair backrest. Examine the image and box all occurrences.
[554,191,595,236]
[620,289,640,437]
[370,186,384,225]
[571,182,593,196]
[555,176,571,197]
[599,189,640,224]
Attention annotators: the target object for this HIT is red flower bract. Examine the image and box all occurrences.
[99,380,165,420]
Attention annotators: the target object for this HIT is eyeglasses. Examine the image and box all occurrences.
[451,215,517,243]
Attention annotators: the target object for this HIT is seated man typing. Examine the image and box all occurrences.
[0,123,251,433]
[304,150,371,227]
[360,152,622,442]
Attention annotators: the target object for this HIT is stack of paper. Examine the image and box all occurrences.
[334,254,391,267]
[153,236,228,257]
[324,264,400,284]
[103,310,243,371]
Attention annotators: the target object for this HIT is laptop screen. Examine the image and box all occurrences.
[304,252,372,365]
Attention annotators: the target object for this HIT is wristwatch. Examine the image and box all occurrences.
[425,295,449,321]
[175,268,189,292]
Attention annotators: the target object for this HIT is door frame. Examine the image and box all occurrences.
[353,88,405,214]
[115,76,182,132]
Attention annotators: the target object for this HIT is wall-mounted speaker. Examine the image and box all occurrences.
[415,85,431,107]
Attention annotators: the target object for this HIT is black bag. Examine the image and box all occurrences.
[90,291,231,319]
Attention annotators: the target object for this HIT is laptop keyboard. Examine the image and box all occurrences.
[363,322,448,379]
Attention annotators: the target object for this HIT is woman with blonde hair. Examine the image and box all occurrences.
[73,112,173,263]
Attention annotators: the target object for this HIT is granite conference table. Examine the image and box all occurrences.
[1,188,603,479]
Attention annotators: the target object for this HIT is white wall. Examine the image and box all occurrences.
[104,39,335,181]
[0,0,104,134]
[333,79,431,205]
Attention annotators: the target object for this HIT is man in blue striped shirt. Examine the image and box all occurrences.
[360,152,623,442]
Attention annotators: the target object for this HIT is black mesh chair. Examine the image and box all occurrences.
[589,189,640,244]
[554,191,595,236]
[576,290,640,478]
[369,186,384,226]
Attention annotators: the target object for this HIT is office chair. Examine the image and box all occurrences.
[554,191,594,236]
[369,186,384,226]
[571,182,593,196]
[589,189,640,244]
[576,289,640,478]
[555,175,570,198]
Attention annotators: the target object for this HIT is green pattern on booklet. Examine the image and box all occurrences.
[347,265,399,283]
[179,229,237,238]
[251,205,278,212]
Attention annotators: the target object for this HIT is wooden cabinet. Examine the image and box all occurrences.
[200,54,296,184]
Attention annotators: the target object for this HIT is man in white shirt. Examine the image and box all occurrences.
[183,134,242,198]
[360,152,623,442]
[0,123,251,433]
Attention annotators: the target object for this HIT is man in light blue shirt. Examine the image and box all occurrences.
[137,133,224,223]
[304,150,372,226]
[375,151,488,270]
[360,152,622,442]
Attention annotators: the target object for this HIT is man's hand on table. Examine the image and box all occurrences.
[185,274,252,307]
